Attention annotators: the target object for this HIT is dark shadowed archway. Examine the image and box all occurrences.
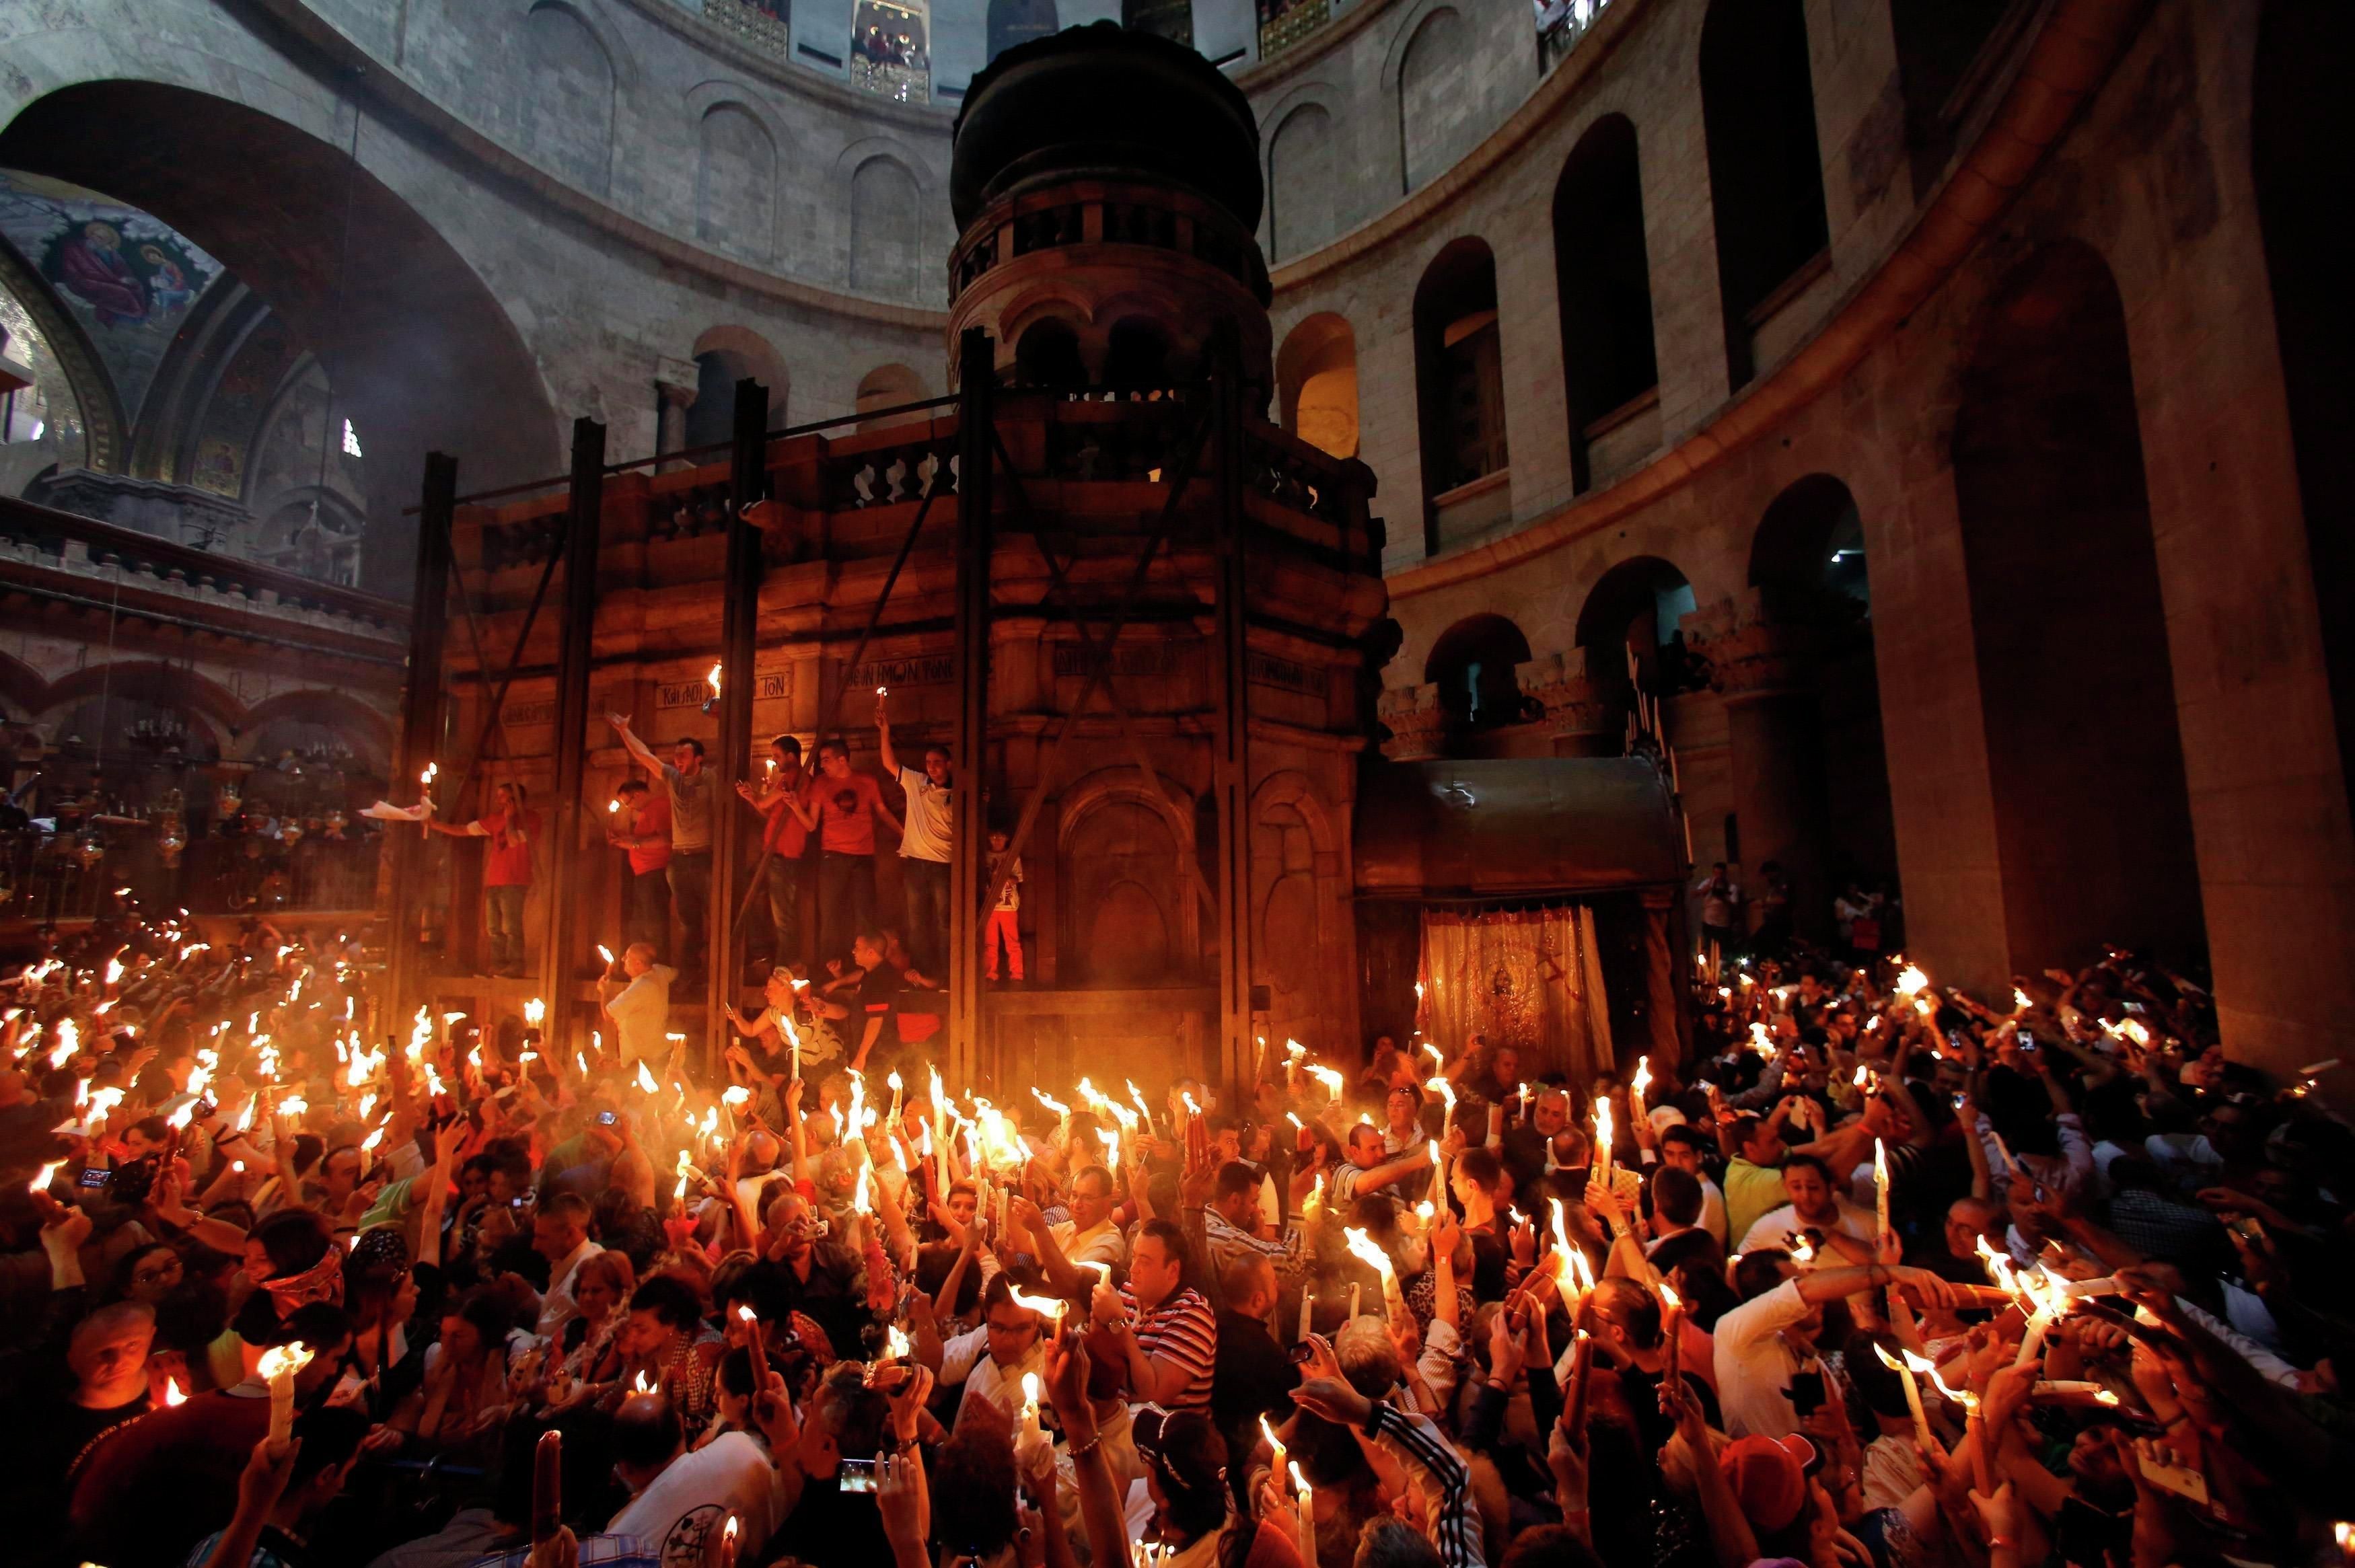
[0,81,560,599]
[1954,241,2206,971]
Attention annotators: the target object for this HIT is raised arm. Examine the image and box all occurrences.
[876,692,901,778]
[605,712,663,773]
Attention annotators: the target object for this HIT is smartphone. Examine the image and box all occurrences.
[838,1458,877,1494]
[2137,1450,2209,1507]
[2017,1031,2037,1053]
[192,1100,217,1122]
[1287,1341,1316,1364]
[1784,1369,1827,1417]
[596,1111,618,1126]
[79,1166,111,1189]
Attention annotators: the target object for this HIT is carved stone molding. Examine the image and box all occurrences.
[1681,591,1818,701]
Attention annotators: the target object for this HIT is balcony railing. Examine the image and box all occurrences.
[702,0,791,57]
[1537,0,1614,74]
[1258,0,1330,60]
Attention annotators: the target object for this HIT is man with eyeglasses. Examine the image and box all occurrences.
[930,1273,1048,1424]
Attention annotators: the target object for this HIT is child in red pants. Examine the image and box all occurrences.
[984,829,1024,981]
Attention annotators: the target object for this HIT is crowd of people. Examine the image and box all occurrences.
[3,901,2351,1568]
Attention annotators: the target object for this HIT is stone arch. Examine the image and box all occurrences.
[1424,613,1532,732]
[1412,236,1507,551]
[237,687,396,766]
[522,0,618,198]
[0,233,127,474]
[1749,472,1867,618]
[0,81,561,596]
[1953,238,2204,969]
[1250,768,1338,1019]
[1267,102,1338,264]
[695,101,778,264]
[1552,112,1658,492]
[1275,312,1358,459]
[1393,4,1474,194]
[1057,766,1198,986]
[1574,555,1694,689]
[36,660,245,751]
[855,362,930,428]
[685,325,789,445]
[848,153,926,301]
[1698,0,1828,387]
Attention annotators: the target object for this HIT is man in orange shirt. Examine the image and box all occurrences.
[610,777,672,958]
[735,733,813,973]
[430,779,542,977]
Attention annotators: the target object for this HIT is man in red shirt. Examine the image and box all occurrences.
[430,780,542,977]
[735,733,814,973]
[809,739,899,967]
[609,777,672,958]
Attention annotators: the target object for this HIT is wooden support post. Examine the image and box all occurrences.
[385,452,456,1025]
[1210,328,1255,1092]
[540,418,606,1031]
[709,379,769,1072]
[949,328,994,1089]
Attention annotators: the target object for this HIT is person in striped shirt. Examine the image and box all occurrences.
[1091,1218,1218,1415]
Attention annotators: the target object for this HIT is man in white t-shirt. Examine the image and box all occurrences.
[606,1392,791,1567]
[1737,1152,1877,1257]
[1713,1255,1955,1438]
[600,942,678,1068]
[877,692,952,975]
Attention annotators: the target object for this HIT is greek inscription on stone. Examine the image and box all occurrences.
[501,700,557,728]
[1246,652,1319,696]
[1052,644,1171,677]
[846,656,955,687]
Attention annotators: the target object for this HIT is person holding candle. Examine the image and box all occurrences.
[425,778,541,979]
[808,739,898,969]
[1736,1152,1876,1259]
[1712,1249,1957,1439]
[736,734,813,975]
[606,718,717,983]
[598,940,678,1071]
[183,1407,373,1568]
[927,1273,1050,1423]
[875,691,953,977]
[607,777,672,961]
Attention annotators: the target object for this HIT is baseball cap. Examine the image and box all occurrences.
[1718,1433,1817,1533]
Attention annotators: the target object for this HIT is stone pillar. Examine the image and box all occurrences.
[1639,887,1684,1066]
[1685,593,1832,942]
[655,357,698,463]
[1378,683,1446,762]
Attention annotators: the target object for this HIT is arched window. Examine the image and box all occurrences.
[1398,8,1475,194]
[855,363,929,430]
[1013,319,1087,388]
[1575,556,1696,692]
[850,0,931,102]
[696,104,777,262]
[1276,313,1358,459]
[1749,473,1868,622]
[1424,614,1533,735]
[1122,0,1193,46]
[1552,114,1657,492]
[988,0,1058,60]
[684,328,789,448]
[848,155,924,299]
[522,3,615,197]
[1954,242,2205,969]
[1267,105,1337,263]
[1698,0,1827,387]
[1412,238,1508,554]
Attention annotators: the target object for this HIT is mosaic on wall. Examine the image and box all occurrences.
[0,169,223,426]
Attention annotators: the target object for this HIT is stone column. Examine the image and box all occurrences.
[1377,683,1447,762]
[1517,648,1626,758]
[655,357,698,465]
[1685,593,1832,942]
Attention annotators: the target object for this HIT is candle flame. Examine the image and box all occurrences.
[637,1061,659,1094]
[523,998,545,1026]
[1894,964,1930,998]
[29,1159,62,1195]
[164,1379,188,1407]
[1658,1281,1680,1310]
[1343,1226,1396,1280]
[1008,1285,1066,1321]
[707,661,723,694]
[258,1341,315,1380]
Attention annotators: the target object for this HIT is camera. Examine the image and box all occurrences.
[597,1111,618,1126]
[838,1458,877,1494]
[79,1166,111,1190]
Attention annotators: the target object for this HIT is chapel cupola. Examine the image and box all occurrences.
[945,22,1274,403]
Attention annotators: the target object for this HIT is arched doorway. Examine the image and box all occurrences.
[1953,242,2206,969]
[0,81,558,597]
[855,363,929,430]
[1698,0,1829,387]
[684,326,790,448]
[1575,556,1698,694]
[1423,613,1534,743]
[1552,114,1658,492]
[1747,475,1897,933]
[1413,238,1508,556]
[1275,313,1358,459]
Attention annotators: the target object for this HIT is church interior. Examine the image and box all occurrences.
[12,7,2355,1568]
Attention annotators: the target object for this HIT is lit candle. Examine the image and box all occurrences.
[1874,1137,1890,1246]
[1873,1343,1932,1450]
[717,1514,741,1568]
[258,1341,315,1448]
[1593,1095,1614,1191]
[533,1427,564,1544]
[1658,1280,1683,1390]
[1291,1463,1315,1568]
[1262,1414,1287,1490]
[1296,1286,1313,1341]
[1348,1281,1361,1320]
